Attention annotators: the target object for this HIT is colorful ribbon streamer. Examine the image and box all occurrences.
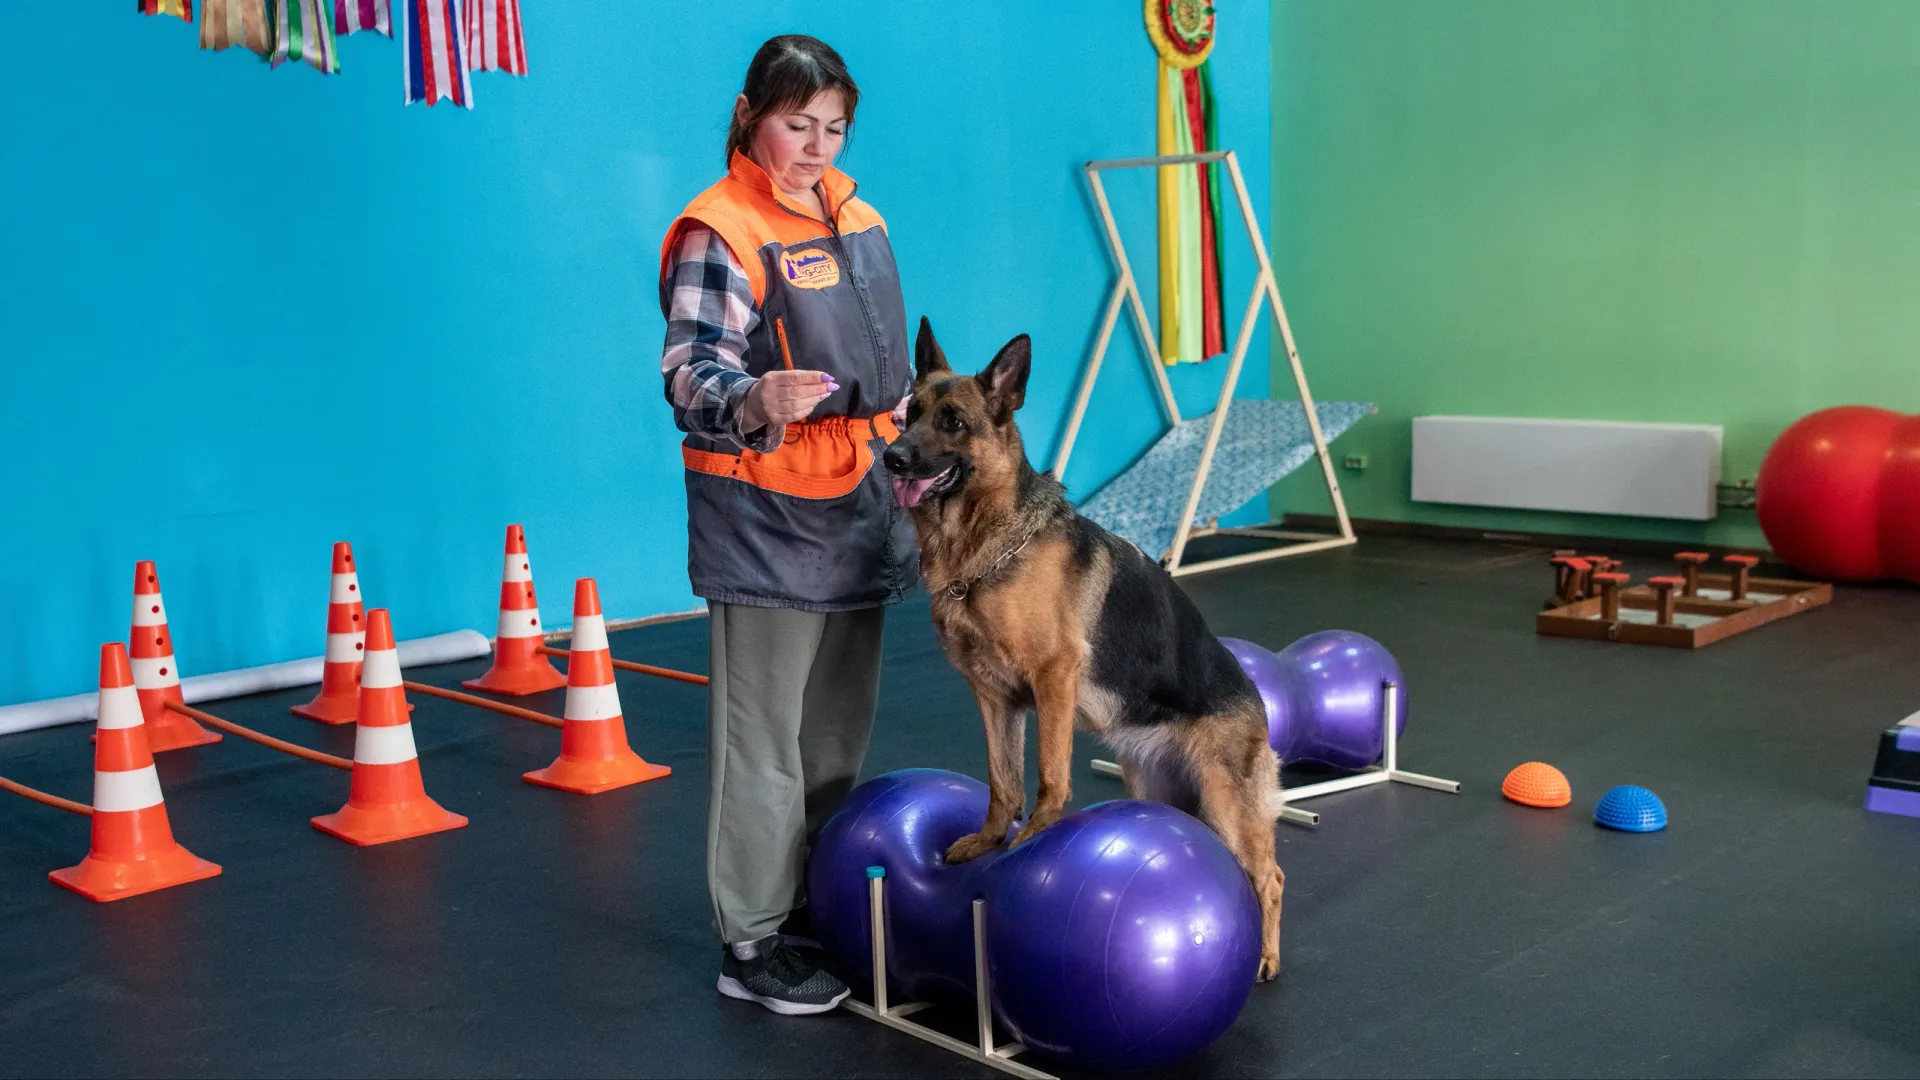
[403,0,474,108]
[137,0,194,21]
[201,0,272,54]
[1155,58,1227,365]
[335,0,392,37]
[463,0,527,75]
[271,0,341,73]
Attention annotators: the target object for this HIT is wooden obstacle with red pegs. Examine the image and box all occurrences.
[1537,550,1831,648]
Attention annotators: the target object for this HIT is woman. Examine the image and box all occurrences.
[658,35,914,1015]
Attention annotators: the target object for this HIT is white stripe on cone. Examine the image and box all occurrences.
[131,656,181,689]
[94,766,165,813]
[497,608,542,639]
[96,685,144,730]
[330,573,361,604]
[570,614,608,653]
[360,649,402,689]
[353,722,419,766]
[564,683,621,722]
[325,632,367,663]
[132,594,168,627]
[502,553,532,583]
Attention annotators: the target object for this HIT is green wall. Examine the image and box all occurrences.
[1268,0,1920,547]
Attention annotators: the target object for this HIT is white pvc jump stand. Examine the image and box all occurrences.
[839,867,1056,1080]
[1091,680,1459,828]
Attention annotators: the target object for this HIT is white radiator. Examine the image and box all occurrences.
[1411,416,1722,521]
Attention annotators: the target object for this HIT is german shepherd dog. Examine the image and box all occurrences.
[881,318,1285,981]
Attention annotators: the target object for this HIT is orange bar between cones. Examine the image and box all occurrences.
[537,645,709,686]
[50,643,222,903]
[523,579,670,795]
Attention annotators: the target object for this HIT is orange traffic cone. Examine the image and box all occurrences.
[51,643,222,902]
[312,609,467,846]
[292,542,367,725]
[524,579,671,794]
[128,561,220,751]
[462,524,566,696]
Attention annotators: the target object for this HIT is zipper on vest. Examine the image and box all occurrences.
[775,183,905,596]
[774,317,795,370]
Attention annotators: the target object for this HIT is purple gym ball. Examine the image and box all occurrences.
[808,769,1260,1072]
[1219,630,1407,771]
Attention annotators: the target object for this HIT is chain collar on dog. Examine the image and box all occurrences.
[939,525,1041,602]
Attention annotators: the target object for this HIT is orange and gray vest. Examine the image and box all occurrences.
[660,152,916,611]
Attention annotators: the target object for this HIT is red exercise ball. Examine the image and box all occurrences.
[1756,406,1920,584]
[1882,413,1920,583]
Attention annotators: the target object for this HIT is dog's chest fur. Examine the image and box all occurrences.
[925,529,1126,735]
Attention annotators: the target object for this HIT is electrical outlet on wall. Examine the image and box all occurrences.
[1342,454,1369,472]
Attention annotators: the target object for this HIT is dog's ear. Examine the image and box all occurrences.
[977,334,1031,424]
[914,316,951,382]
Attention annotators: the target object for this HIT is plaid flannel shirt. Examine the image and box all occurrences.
[659,224,786,453]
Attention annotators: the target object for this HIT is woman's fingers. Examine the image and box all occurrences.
[763,370,836,423]
[746,369,839,428]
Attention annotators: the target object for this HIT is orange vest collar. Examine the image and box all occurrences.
[726,150,858,224]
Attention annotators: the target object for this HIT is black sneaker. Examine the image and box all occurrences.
[717,939,850,1016]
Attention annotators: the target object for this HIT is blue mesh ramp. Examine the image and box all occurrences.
[1077,400,1375,558]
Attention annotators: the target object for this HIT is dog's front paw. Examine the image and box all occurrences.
[1007,807,1063,849]
[1257,950,1281,982]
[944,830,1002,864]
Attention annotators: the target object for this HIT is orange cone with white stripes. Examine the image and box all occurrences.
[312,609,467,846]
[462,524,566,696]
[128,561,221,751]
[51,643,222,902]
[292,542,367,725]
[524,578,671,794]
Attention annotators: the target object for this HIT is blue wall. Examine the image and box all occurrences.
[0,3,1272,706]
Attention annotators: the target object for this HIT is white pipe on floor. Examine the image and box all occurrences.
[0,630,492,738]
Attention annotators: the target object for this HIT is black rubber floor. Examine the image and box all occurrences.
[3,536,1918,1078]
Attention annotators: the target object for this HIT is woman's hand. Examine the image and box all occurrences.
[742,369,838,432]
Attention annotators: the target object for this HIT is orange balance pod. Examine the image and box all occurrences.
[312,609,468,846]
[1502,762,1572,808]
[462,525,566,696]
[523,578,671,794]
[51,643,222,902]
[127,561,220,751]
[292,542,367,725]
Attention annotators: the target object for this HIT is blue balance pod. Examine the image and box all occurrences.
[1594,785,1668,832]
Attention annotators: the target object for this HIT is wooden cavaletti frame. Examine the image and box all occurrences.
[1537,551,1831,649]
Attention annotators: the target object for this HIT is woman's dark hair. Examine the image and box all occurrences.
[726,35,859,165]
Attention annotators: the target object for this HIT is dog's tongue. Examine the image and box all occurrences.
[891,474,940,508]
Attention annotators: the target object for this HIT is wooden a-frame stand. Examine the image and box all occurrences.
[1053,150,1356,577]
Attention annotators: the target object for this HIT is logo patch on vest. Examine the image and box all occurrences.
[780,248,841,290]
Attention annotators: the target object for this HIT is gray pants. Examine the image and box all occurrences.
[706,602,884,944]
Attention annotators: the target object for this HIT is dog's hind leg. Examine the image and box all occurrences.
[1194,741,1286,982]
[945,690,1026,864]
[1009,656,1081,849]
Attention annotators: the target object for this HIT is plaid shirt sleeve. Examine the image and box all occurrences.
[659,224,785,453]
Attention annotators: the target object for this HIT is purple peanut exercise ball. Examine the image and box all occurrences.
[808,771,1261,1072]
[1220,631,1407,771]
[806,768,998,1004]
[986,800,1261,1071]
